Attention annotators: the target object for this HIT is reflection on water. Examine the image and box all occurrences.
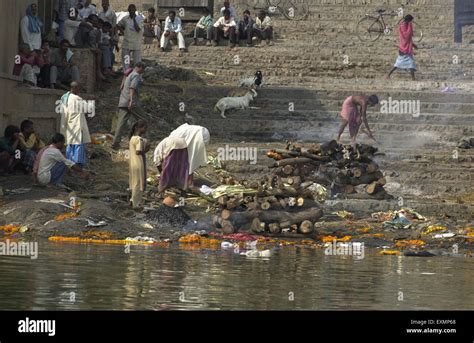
[0,241,473,310]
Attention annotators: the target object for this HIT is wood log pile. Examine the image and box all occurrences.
[211,140,391,235]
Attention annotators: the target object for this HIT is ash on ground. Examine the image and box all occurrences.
[145,206,192,228]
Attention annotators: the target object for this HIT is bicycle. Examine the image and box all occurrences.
[245,0,309,21]
[356,8,423,43]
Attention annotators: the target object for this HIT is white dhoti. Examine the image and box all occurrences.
[160,32,186,49]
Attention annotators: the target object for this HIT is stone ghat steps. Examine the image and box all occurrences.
[151,49,473,67]
[192,115,474,136]
[240,2,454,17]
[265,46,474,61]
[158,70,474,90]
[149,60,472,82]
[145,47,473,81]
[274,20,455,37]
[186,93,474,114]
[145,41,473,59]
[201,69,472,82]
[187,118,472,144]
[191,102,474,120]
[194,119,472,139]
[190,111,474,131]
[182,85,474,101]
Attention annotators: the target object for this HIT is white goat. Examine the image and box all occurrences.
[214,89,258,119]
[238,71,263,88]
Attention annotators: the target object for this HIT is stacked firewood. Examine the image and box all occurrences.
[211,140,390,235]
[268,140,391,198]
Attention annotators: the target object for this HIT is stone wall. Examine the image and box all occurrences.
[72,49,97,94]
[0,0,60,137]
[109,0,155,11]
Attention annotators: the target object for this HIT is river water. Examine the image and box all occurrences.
[0,241,473,310]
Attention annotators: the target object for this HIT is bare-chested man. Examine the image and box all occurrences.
[337,94,379,148]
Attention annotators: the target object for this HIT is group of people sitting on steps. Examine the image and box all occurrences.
[145,1,274,51]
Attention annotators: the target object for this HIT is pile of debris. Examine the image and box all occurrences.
[145,205,192,228]
[210,140,391,235]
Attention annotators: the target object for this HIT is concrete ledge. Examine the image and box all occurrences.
[0,72,22,82]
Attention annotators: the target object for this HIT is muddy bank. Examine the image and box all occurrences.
[1,63,472,257]
[0,142,473,257]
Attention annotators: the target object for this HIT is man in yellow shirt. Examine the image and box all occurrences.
[253,10,273,46]
[19,120,45,172]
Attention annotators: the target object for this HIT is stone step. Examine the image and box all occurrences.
[179,84,474,100]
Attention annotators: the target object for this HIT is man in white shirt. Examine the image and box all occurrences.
[64,8,93,46]
[220,1,237,20]
[212,9,237,48]
[34,133,88,187]
[62,82,91,167]
[160,10,186,52]
[117,4,143,70]
[20,3,43,51]
[79,0,97,20]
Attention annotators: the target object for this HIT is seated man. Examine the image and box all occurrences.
[33,133,88,187]
[212,9,237,48]
[0,126,21,173]
[237,10,254,47]
[143,7,161,44]
[19,119,45,173]
[194,8,213,46]
[49,39,80,89]
[64,6,93,47]
[253,9,273,46]
[160,10,186,52]
[12,44,45,87]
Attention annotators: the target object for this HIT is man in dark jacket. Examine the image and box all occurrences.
[236,10,254,47]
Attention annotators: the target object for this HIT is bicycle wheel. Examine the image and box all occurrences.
[266,0,281,15]
[357,16,384,42]
[280,0,309,20]
[413,22,423,43]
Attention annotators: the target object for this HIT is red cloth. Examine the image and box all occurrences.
[399,22,414,56]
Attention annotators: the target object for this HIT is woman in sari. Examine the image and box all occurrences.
[153,136,189,193]
[168,123,210,188]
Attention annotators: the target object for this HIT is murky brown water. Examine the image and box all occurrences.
[0,241,473,310]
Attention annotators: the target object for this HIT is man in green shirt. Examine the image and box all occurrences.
[193,8,213,46]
